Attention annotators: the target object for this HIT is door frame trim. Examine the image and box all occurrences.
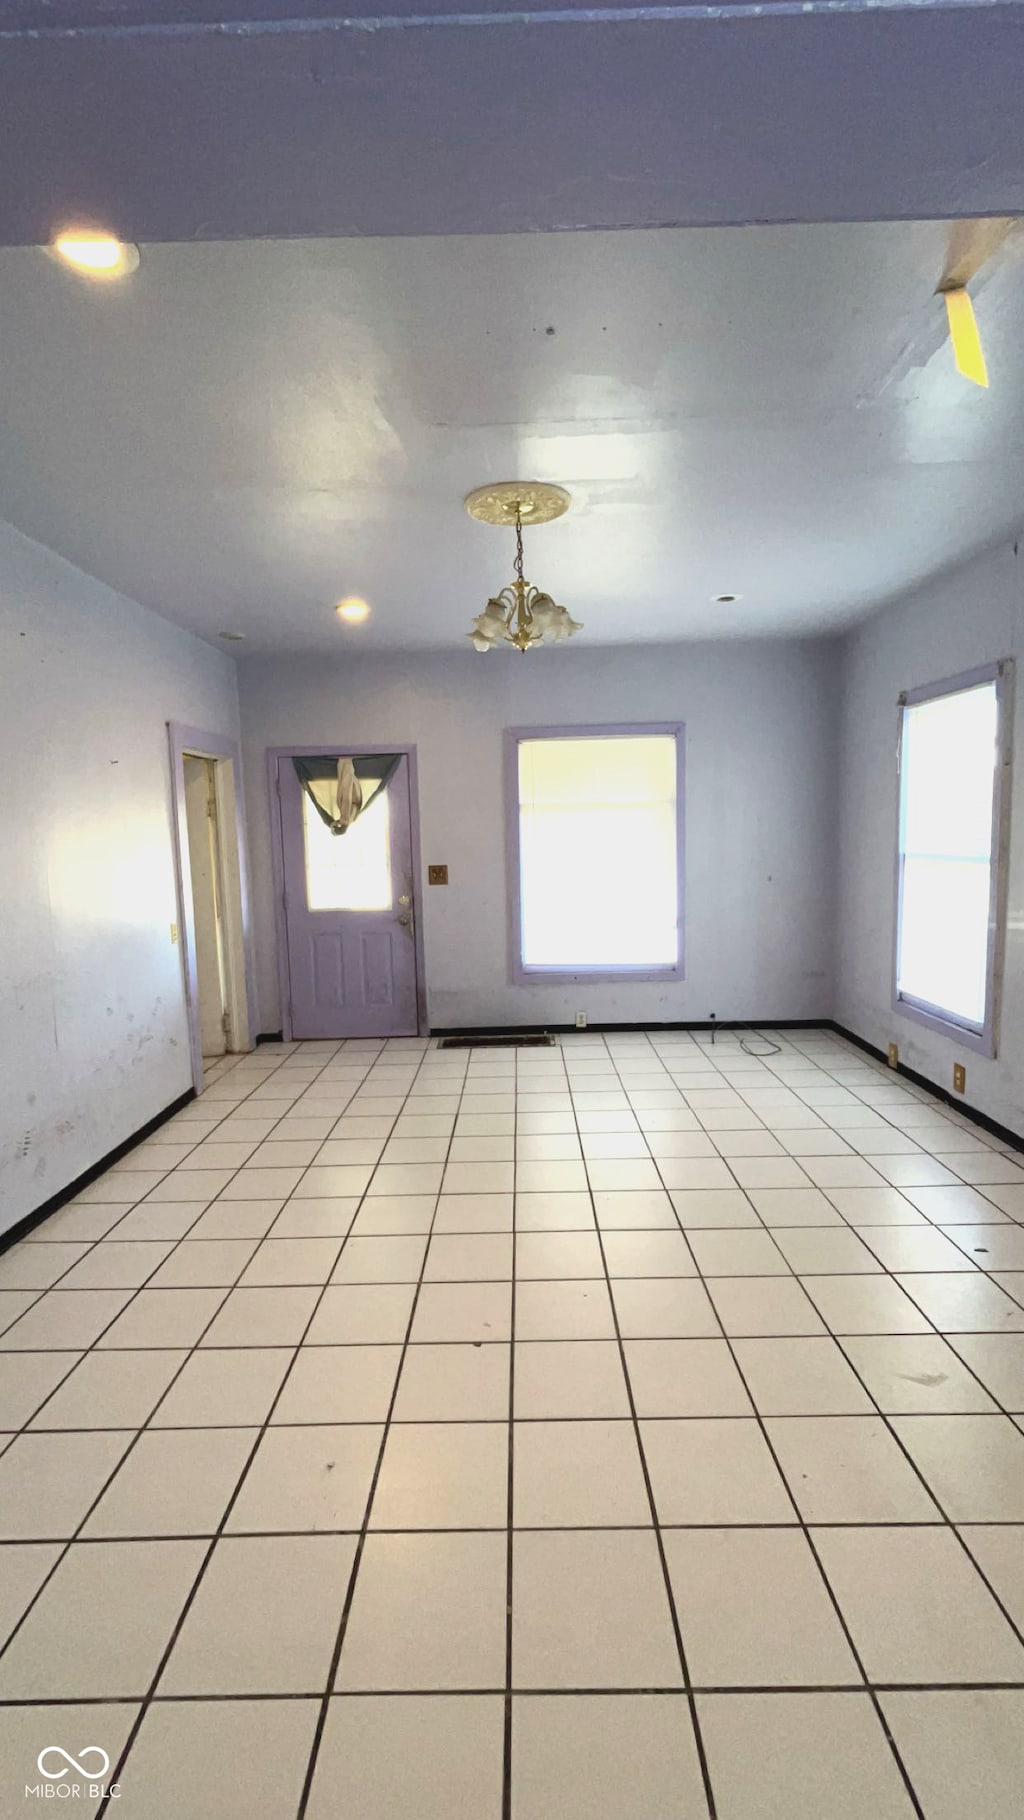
[267,743,428,1041]
[169,722,256,1092]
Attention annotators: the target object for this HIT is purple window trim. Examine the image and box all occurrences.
[891,659,1014,1062]
[265,743,429,1040]
[504,722,686,988]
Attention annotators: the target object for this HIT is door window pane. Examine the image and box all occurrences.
[517,733,680,970]
[303,784,392,911]
[896,679,999,1030]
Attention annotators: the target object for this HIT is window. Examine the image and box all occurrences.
[508,726,683,979]
[302,782,392,911]
[895,664,1010,1053]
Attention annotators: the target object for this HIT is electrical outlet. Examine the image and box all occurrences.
[953,1062,967,1095]
[887,1042,899,1069]
[575,1011,587,1029]
[170,923,179,945]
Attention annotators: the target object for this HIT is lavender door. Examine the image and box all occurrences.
[278,754,419,1038]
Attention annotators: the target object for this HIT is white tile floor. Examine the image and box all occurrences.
[2,1028,1024,1816]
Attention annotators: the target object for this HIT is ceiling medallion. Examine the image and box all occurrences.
[464,481,582,653]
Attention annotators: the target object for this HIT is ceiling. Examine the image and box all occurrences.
[1,220,1023,652]
[1,1,1023,243]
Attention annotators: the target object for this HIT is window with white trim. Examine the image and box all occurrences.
[510,727,683,979]
[895,665,1009,1051]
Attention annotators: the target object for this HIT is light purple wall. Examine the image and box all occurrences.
[837,539,1024,1137]
[239,640,840,1032]
[0,523,241,1230]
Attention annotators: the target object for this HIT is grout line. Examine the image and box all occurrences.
[11,1256,1024,1278]
[804,1324,1024,1663]
[4,1676,1024,1708]
[7,1410,1024,1437]
[10,1516,1024,1545]
[293,1043,474,1820]
[579,1031,719,1820]
[88,1043,409,1818]
[500,1052,520,1820]
[604,1032,929,1820]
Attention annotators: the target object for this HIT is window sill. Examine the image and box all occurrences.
[514,963,684,986]
[893,992,996,1060]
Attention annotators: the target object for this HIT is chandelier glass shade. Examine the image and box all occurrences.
[464,482,582,654]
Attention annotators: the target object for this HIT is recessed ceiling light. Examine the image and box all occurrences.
[218,631,246,642]
[713,592,742,605]
[50,231,140,279]
[336,597,371,624]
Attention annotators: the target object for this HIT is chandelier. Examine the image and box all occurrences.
[464,481,583,653]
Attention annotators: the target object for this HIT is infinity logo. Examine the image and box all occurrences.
[37,1747,111,1781]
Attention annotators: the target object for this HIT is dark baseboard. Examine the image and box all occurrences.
[428,1019,830,1038]
[828,1020,1024,1157]
[1,1088,196,1256]
[256,1030,284,1045]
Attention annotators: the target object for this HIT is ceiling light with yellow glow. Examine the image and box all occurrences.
[336,597,371,624]
[51,231,140,279]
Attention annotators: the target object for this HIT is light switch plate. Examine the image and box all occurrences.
[170,923,179,945]
[427,865,449,886]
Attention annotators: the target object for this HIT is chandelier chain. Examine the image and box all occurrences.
[514,506,525,586]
